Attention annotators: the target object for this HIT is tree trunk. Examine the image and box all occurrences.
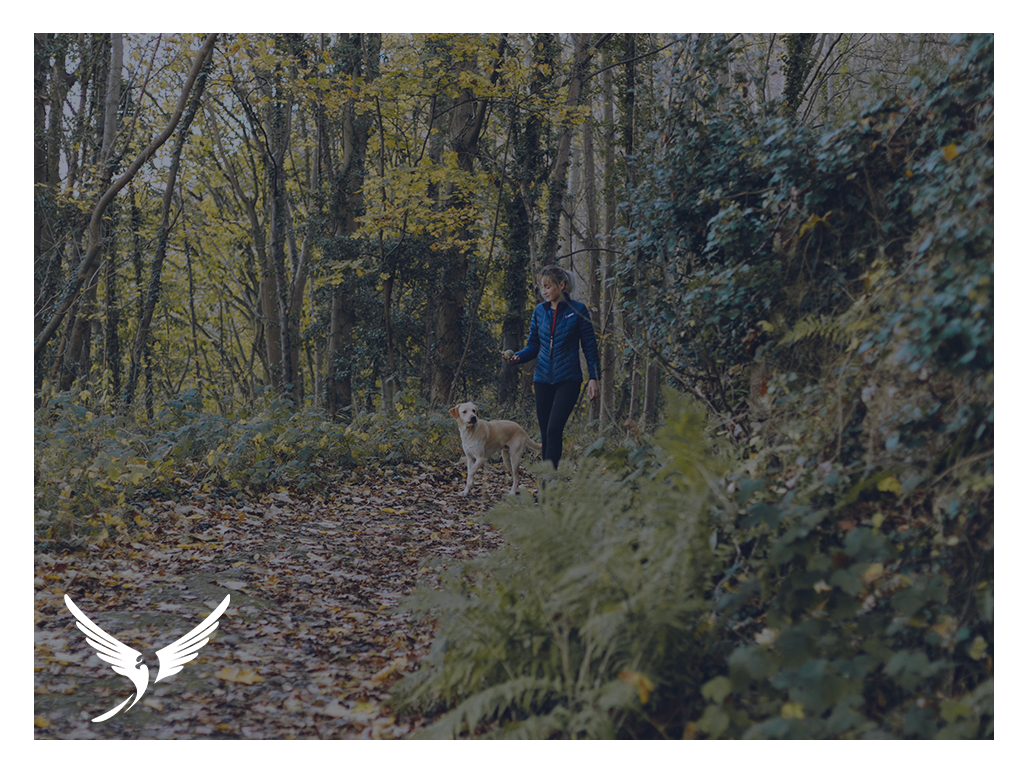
[185,235,202,393]
[54,34,119,392]
[582,87,601,425]
[541,34,592,265]
[34,34,67,394]
[599,65,617,427]
[124,42,213,405]
[498,34,557,407]
[325,33,379,420]
[428,41,498,406]
[499,183,530,407]
[326,285,354,420]
[34,34,49,353]
[621,35,647,423]
[782,33,818,119]
[103,204,120,396]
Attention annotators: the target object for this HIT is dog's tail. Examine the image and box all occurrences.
[528,438,543,452]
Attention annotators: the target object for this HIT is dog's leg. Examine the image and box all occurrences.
[502,447,519,495]
[462,456,486,496]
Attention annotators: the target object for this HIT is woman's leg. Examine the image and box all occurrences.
[538,381,581,469]
[534,382,557,464]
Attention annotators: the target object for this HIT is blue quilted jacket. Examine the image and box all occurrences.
[515,298,601,385]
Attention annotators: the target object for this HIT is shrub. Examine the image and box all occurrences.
[345,385,461,463]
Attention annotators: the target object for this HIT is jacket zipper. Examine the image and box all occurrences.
[549,305,558,381]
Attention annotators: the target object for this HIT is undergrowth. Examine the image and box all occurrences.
[33,386,459,548]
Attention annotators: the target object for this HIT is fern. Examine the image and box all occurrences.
[780,314,848,346]
[412,677,561,739]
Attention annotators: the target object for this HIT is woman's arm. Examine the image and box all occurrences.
[578,305,602,381]
[512,305,541,363]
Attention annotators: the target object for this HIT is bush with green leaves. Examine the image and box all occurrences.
[344,383,462,463]
[695,454,992,739]
[621,34,992,439]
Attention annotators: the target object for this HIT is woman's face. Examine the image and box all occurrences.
[539,277,565,304]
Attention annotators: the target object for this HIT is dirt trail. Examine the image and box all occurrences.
[34,461,516,739]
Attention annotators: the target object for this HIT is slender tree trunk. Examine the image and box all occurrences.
[55,34,119,392]
[98,35,122,396]
[33,32,48,279]
[185,235,202,393]
[34,34,49,352]
[34,34,65,395]
[205,94,273,389]
[621,35,642,421]
[541,34,592,265]
[327,286,354,419]
[124,43,212,404]
[103,203,120,396]
[499,183,531,407]
[582,88,602,426]
[374,89,398,414]
[600,67,617,427]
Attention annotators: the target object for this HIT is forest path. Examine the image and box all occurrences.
[34,460,517,739]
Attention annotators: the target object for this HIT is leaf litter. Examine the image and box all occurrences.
[34,460,516,739]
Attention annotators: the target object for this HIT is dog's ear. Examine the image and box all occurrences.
[449,405,460,419]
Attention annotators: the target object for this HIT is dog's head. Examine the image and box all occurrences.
[449,402,478,427]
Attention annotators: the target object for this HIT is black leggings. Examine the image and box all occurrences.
[534,380,582,469]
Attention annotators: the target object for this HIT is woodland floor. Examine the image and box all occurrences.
[33,460,517,739]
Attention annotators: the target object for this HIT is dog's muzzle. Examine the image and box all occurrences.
[469,416,477,423]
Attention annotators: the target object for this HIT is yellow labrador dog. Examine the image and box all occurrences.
[450,402,542,496]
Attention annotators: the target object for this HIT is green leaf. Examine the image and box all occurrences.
[702,676,732,704]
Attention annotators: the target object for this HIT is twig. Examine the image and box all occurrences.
[930,448,994,489]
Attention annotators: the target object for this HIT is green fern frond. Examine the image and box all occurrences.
[781,314,847,346]
[412,676,562,739]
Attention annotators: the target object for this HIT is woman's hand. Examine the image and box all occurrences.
[587,379,599,401]
[502,349,519,363]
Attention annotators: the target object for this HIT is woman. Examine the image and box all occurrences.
[503,265,601,470]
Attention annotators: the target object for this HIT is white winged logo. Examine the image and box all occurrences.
[64,594,231,722]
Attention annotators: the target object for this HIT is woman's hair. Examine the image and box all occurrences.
[538,264,577,299]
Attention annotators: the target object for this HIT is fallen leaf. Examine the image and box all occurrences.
[862,563,886,583]
[317,701,350,718]
[215,666,265,685]
[877,476,902,495]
